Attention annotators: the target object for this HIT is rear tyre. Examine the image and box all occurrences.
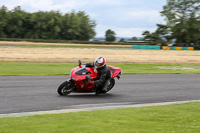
[107,78,115,92]
[57,80,75,96]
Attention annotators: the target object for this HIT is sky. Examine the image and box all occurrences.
[0,0,167,37]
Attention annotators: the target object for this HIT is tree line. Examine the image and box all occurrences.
[142,0,200,46]
[0,6,96,40]
[105,0,200,46]
[1,0,199,45]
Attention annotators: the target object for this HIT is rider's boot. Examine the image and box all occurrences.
[95,88,100,95]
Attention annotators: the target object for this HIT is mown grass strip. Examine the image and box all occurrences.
[0,102,199,133]
[1,62,200,76]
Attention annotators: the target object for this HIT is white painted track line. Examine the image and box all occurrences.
[0,100,200,118]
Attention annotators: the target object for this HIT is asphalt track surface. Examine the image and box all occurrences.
[0,74,200,114]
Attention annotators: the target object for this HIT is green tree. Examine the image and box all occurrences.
[142,30,160,45]
[77,11,96,40]
[60,11,96,40]
[142,25,169,45]
[119,38,125,42]
[0,6,8,38]
[46,11,62,39]
[5,6,30,38]
[66,11,81,40]
[132,37,138,41]
[161,0,200,45]
[105,29,116,42]
[0,6,96,40]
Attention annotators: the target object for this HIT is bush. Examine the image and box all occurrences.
[0,38,148,45]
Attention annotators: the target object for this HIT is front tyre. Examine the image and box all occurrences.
[57,80,75,96]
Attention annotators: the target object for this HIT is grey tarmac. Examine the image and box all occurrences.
[0,74,200,114]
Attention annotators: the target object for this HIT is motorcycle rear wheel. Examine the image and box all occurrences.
[107,78,115,92]
[57,80,75,95]
[95,78,115,95]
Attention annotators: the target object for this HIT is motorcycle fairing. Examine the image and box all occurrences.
[70,65,121,92]
[108,65,121,79]
[75,67,92,75]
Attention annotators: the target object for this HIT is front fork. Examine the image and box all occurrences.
[68,79,78,91]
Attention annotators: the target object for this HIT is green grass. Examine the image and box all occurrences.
[112,63,200,74]
[1,62,200,76]
[0,62,76,76]
[0,102,200,133]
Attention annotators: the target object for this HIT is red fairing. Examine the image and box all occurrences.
[70,66,98,80]
[108,65,122,78]
[70,65,98,92]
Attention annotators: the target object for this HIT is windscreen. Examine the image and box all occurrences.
[75,67,91,75]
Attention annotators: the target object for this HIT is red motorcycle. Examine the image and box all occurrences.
[57,60,122,95]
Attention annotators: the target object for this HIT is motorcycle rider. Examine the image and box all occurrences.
[86,56,111,94]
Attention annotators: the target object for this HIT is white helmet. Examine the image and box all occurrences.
[94,56,106,69]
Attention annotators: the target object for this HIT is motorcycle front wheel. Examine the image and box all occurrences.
[57,80,75,96]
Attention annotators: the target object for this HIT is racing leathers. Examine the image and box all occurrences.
[85,63,111,93]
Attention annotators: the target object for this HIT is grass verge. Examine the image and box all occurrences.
[1,62,200,76]
[0,102,199,133]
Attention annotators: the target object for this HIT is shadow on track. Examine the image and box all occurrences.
[57,93,118,99]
